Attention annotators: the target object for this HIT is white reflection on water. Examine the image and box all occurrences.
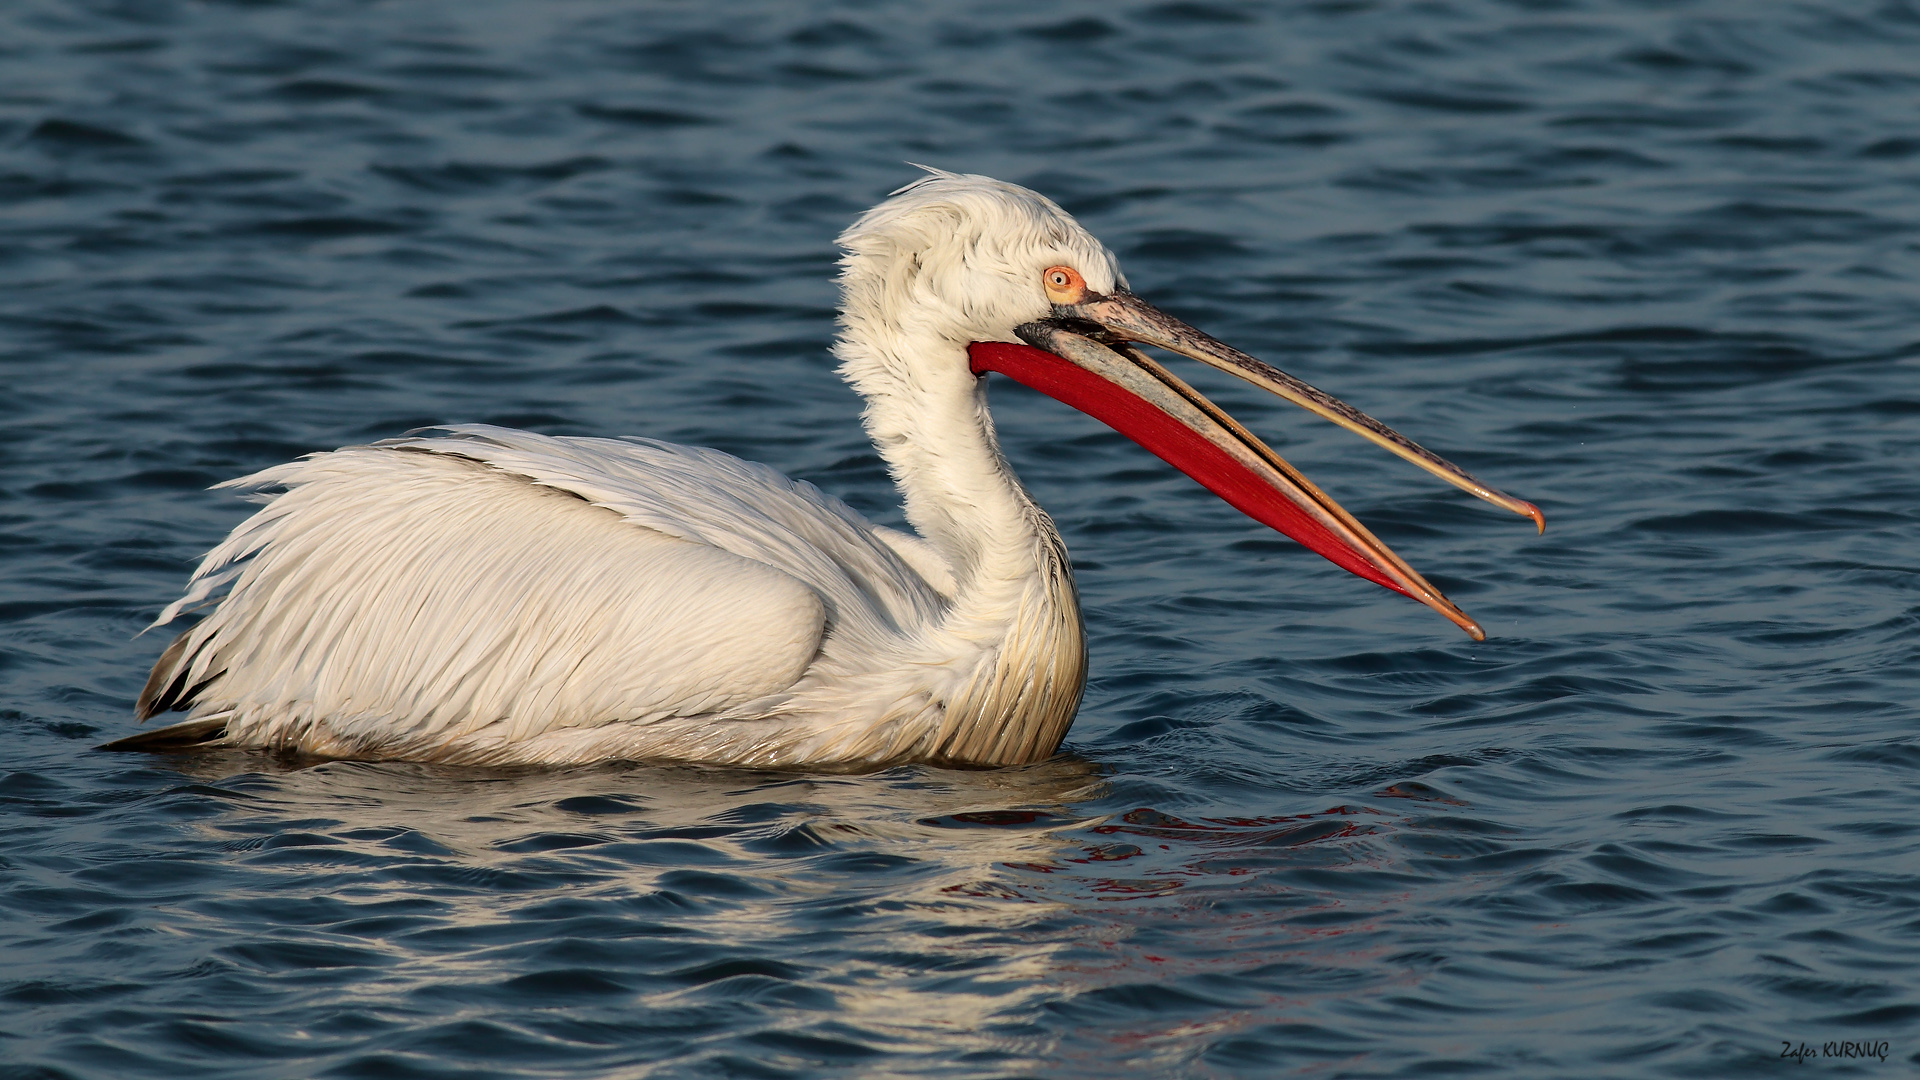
[134,750,1431,1069]
[152,755,1119,1057]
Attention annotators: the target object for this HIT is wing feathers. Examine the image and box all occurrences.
[145,446,838,757]
[383,426,945,638]
[135,628,199,720]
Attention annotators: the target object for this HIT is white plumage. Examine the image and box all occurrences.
[126,169,1536,768]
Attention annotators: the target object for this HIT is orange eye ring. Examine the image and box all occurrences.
[1042,265,1087,305]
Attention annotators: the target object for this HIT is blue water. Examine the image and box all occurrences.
[4,1,1918,1075]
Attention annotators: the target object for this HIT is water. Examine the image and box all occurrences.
[3,0,1917,1075]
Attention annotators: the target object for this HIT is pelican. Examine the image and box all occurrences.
[111,170,1541,769]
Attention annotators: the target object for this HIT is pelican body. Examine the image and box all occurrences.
[115,171,1539,769]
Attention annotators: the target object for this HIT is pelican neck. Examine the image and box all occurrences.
[836,327,1056,595]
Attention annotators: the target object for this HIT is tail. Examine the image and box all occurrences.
[99,716,229,753]
[104,628,228,753]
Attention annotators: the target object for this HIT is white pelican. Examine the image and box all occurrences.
[112,170,1541,769]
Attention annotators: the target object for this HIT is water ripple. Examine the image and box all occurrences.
[2,0,1918,1076]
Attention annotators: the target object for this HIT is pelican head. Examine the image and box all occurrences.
[836,170,1127,351]
[834,168,1541,640]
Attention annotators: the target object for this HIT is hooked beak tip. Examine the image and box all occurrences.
[1523,501,1546,534]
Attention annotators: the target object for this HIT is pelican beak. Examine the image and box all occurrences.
[968,290,1542,640]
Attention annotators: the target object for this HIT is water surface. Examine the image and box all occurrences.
[3,1,1918,1076]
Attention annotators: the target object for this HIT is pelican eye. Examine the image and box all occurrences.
[1042,265,1087,305]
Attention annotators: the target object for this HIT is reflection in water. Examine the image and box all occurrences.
[100,751,1420,1072]
[164,755,1117,1065]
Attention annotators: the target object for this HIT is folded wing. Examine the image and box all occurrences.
[138,427,945,761]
